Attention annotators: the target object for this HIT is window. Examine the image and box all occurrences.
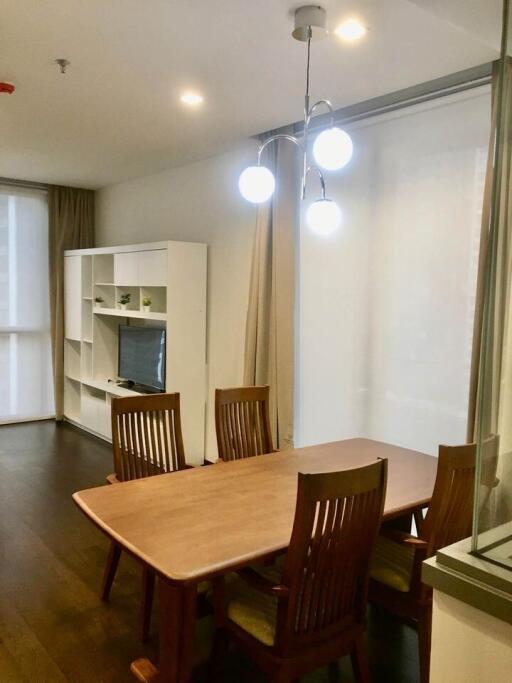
[0,186,54,422]
[297,87,490,455]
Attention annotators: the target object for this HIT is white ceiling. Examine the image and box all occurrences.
[0,0,500,188]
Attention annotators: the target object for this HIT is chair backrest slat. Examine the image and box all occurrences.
[215,386,274,461]
[111,393,186,481]
[422,442,480,555]
[276,460,387,655]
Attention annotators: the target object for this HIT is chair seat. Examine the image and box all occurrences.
[225,563,282,647]
[370,535,416,593]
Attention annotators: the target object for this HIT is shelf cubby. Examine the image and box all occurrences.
[114,285,140,312]
[94,283,116,309]
[82,299,93,342]
[92,314,118,382]
[93,253,114,285]
[64,377,81,421]
[140,286,167,314]
[81,341,93,381]
[82,255,93,299]
[64,339,81,381]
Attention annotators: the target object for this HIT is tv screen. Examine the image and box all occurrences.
[118,325,166,391]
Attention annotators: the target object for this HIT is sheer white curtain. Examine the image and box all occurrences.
[0,186,54,422]
[297,87,491,455]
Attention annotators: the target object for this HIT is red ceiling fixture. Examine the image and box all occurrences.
[0,82,15,94]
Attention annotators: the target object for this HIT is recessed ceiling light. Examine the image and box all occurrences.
[335,18,367,43]
[180,92,204,106]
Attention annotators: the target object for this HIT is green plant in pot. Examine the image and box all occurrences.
[94,296,104,308]
[118,293,131,310]
[142,296,152,313]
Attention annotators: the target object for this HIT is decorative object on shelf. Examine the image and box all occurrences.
[142,296,152,313]
[118,293,131,310]
[94,296,104,308]
[238,5,353,237]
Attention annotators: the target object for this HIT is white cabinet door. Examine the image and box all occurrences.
[80,394,98,431]
[138,250,167,286]
[114,252,138,286]
[64,256,82,341]
[97,402,111,438]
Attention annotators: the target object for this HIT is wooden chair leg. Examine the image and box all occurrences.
[101,541,121,601]
[140,566,156,642]
[207,627,229,682]
[418,604,432,683]
[350,633,370,683]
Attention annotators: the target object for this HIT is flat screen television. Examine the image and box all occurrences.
[118,325,166,392]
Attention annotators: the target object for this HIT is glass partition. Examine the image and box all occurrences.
[472,0,512,571]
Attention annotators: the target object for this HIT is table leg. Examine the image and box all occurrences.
[131,578,197,683]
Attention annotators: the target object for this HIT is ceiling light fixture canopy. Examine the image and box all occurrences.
[238,5,354,235]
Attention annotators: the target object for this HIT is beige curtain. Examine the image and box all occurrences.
[467,55,512,530]
[467,62,501,442]
[243,132,300,449]
[49,186,95,419]
[467,59,512,442]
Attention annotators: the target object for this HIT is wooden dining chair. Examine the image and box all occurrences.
[101,392,188,641]
[210,459,388,683]
[215,385,275,461]
[369,441,481,683]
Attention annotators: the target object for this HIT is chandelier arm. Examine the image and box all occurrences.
[306,99,335,129]
[257,134,304,164]
[304,165,326,200]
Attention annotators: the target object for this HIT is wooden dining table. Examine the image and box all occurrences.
[73,438,438,683]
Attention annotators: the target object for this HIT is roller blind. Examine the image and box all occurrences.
[0,186,54,422]
[297,87,491,455]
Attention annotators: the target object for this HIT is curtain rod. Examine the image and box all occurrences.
[0,176,49,191]
[264,62,494,139]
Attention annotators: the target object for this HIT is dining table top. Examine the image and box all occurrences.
[73,438,438,584]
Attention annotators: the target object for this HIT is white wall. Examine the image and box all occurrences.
[96,143,257,458]
[298,87,491,455]
[431,590,512,683]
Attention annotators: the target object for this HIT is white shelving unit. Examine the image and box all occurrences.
[63,241,207,464]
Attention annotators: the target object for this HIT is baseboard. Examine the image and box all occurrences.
[63,417,112,444]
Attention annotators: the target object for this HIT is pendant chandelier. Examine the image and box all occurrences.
[238,5,353,236]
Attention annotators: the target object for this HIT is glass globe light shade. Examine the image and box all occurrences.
[238,165,275,203]
[306,199,342,236]
[313,127,353,171]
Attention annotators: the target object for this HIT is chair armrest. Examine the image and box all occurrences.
[237,567,289,599]
[380,527,428,550]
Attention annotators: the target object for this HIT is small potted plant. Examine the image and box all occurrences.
[118,293,131,310]
[142,296,152,313]
[94,296,104,309]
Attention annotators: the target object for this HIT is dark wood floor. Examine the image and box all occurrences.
[0,421,419,682]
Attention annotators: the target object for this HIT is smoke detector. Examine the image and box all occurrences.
[55,58,70,74]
